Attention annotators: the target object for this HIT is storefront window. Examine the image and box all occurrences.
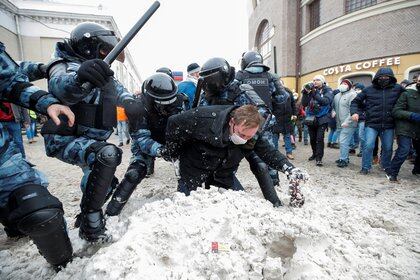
[256,20,272,63]
[340,74,373,87]
[345,0,377,14]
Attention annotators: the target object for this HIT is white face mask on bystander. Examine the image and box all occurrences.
[338,84,349,93]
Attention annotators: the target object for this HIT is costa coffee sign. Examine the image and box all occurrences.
[323,56,400,76]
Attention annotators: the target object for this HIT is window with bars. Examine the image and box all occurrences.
[309,0,320,31]
[345,0,377,13]
[256,20,272,60]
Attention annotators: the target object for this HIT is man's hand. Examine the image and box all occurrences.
[331,111,336,118]
[351,113,359,122]
[286,167,309,183]
[291,115,297,121]
[76,59,114,88]
[47,104,75,127]
[342,123,349,128]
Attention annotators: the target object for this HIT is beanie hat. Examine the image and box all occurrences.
[353,83,365,90]
[187,63,200,74]
[313,74,326,84]
[340,79,353,89]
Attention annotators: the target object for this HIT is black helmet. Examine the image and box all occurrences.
[199,57,234,93]
[68,22,123,62]
[143,73,178,104]
[241,51,269,71]
[156,67,173,78]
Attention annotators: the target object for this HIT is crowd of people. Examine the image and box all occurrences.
[294,70,419,182]
[0,20,419,271]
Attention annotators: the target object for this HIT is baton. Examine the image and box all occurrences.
[82,1,161,92]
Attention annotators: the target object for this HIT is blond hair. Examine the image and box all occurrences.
[231,105,264,128]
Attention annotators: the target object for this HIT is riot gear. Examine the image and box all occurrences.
[200,58,235,94]
[156,67,174,78]
[241,51,269,71]
[143,73,178,104]
[68,22,124,62]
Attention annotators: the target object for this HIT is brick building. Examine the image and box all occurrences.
[248,0,420,91]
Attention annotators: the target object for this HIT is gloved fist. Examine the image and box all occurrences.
[410,113,420,122]
[157,146,174,162]
[77,59,114,88]
[286,167,309,183]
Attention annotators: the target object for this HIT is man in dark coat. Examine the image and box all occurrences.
[386,81,420,181]
[350,67,404,174]
[165,105,307,201]
[301,75,333,166]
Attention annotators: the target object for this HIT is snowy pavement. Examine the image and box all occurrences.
[1,134,419,280]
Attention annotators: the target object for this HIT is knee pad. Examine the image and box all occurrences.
[96,144,122,168]
[125,161,147,184]
[8,184,72,267]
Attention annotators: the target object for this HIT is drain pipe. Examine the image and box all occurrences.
[295,3,302,94]
[14,14,25,61]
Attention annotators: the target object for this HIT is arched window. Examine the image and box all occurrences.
[255,20,272,64]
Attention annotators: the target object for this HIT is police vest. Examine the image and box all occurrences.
[236,70,272,110]
[70,81,117,130]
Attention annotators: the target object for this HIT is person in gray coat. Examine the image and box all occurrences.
[333,79,358,167]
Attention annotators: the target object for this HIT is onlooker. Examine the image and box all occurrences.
[301,75,333,166]
[350,67,404,174]
[386,80,420,181]
[0,102,27,158]
[327,89,340,149]
[177,63,200,109]
[116,106,130,147]
[400,79,410,89]
[333,79,357,167]
[26,110,37,144]
[295,100,309,145]
[353,83,366,157]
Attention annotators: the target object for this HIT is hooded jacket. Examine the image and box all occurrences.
[392,84,420,139]
[350,68,404,129]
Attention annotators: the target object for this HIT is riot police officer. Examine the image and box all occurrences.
[106,73,185,216]
[42,22,132,242]
[236,51,297,186]
[197,57,294,207]
[0,41,74,269]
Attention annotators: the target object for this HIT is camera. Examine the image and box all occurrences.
[304,82,314,92]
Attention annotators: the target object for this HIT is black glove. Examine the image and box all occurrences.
[76,59,114,88]
[157,146,174,162]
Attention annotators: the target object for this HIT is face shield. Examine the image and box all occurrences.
[92,30,125,63]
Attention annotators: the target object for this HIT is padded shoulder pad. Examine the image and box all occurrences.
[45,58,66,79]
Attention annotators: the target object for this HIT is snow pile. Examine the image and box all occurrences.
[1,181,419,279]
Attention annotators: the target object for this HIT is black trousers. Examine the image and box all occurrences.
[308,123,328,161]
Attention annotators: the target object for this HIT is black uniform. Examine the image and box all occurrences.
[166,105,293,195]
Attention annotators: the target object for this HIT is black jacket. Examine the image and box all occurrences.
[301,85,333,125]
[165,105,292,187]
[272,87,297,133]
[350,68,404,129]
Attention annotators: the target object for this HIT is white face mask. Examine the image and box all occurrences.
[230,133,247,145]
[338,84,349,93]
[355,89,362,94]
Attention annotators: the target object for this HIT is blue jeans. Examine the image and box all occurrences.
[283,133,293,154]
[358,121,366,154]
[338,127,357,162]
[387,136,413,177]
[350,129,359,149]
[2,121,25,158]
[362,127,394,171]
[26,120,36,140]
[117,121,130,143]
